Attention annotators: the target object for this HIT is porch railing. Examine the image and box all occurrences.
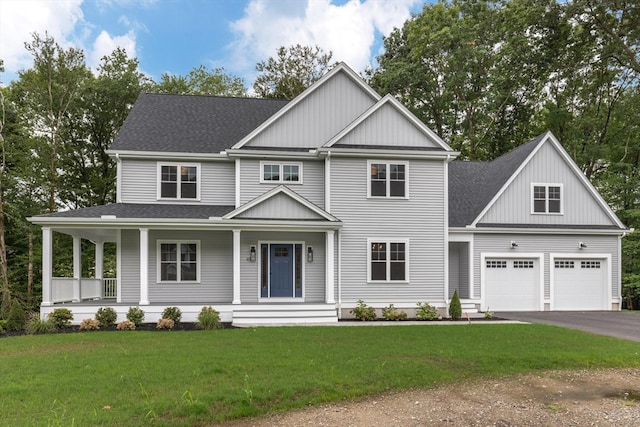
[50,277,118,303]
[103,278,117,299]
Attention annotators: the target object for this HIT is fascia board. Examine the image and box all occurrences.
[317,147,458,160]
[107,150,229,161]
[460,225,627,236]
[225,149,319,159]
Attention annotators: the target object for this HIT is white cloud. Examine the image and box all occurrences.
[227,0,418,79]
[89,30,137,71]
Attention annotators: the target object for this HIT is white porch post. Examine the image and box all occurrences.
[139,228,149,305]
[42,227,53,306]
[73,235,81,301]
[325,230,335,304]
[232,229,241,304]
[95,240,104,298]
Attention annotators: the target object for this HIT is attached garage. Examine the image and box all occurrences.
[483,256,542,311]
[552,256,609,310]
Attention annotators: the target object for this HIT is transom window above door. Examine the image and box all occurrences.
[532,183,562,214]
[158,163,200,200]
[368,161,408,198]
[260,162,302,183]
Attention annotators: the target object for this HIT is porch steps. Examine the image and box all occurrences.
[232,304,338,327]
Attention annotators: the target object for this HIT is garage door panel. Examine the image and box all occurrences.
[554,259,606,310]
[485,258,539,311]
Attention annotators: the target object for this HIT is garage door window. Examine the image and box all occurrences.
[555,260,574,268]
[486,260,507,268]
[581,261,601,269]
[514,260,534,268]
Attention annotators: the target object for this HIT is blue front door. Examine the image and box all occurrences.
[270,244,294,297]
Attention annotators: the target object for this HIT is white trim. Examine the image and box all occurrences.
[451,226,626,236]
[232,230,241,304]
[531,182,564,215]
[444,161,449,302]
[326,230,335,304]
[155,239,201,283]
[366,160,410,199]
[318,147,456,160]
[108,149,229,161]
[480,252,544,311]
[156,162,201,201]
[139,228,149,305]
[116,229,122,303]
[366,238,410,283]
[259,161,303,184]
[116,154,122,203]
[235,158,240,208]
[549,252,611,311]
[42,227,53,306]
[257,241,306,300]
[325,153,331,212]
[73,236,81,301]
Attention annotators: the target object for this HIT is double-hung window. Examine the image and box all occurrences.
[532,183,562,214]
[158,241,200,282]
[261,162,302,183]
[369,239,408,282]
[158,163,199,200]
[368,161,407,198]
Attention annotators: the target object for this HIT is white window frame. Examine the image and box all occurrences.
[367,160,409,199]
[259,161,303,184]
[367,238,410,283]
[531,183,563,215]
[156,240,201,283]
[157,162,201,201]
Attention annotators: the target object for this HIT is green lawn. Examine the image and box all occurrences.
[1,324,639,426]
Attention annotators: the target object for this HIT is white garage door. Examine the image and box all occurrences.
[554,259,607,310]
[484,258,539,311]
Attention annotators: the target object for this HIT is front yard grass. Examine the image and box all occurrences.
[1,324,639,426]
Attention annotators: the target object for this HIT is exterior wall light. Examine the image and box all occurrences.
[510,241,518,249]
[579,242,587,249]
[307,246,313,262]
[248,245,257,262]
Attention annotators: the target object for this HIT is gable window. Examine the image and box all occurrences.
[158,163,199,200]
[368,161,407,198]
[158,241,200,282]
[369,239,408,282]
[532,184,562,214]
[261,162,302,183]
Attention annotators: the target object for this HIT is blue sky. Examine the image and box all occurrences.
[0,0,427,88]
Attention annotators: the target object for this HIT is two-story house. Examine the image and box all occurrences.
[30,63,628,325]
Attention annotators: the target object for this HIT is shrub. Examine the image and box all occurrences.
[48,308,73,329]
[449,290,462,320]
[196,306,222,330]
[382,304,407,321]
[0,320,5,334]
[26,313,56,334]
[484,309,494,319]
[116,320,136,331]
[350,300,376,321]
[622,274,640,310]
[79,318,100,331]
[6,301,26,331]
[157,318,175,330]
[416,302,439,321]
[95,307,118,327]
[126,307,145,325]
[161,307,182,323]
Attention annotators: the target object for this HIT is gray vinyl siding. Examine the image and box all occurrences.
[237,193,324,220]
[331,157,447,304]
[472,233,620,301]
[147,230,233,303]
[480,143,615,226]
[119,229,140,303]
[119,159,235,205]
[335,103,443,148]
[449,242,470,299]
[245,71,376,149]
[239,231,326,303]
[239,159,324,208]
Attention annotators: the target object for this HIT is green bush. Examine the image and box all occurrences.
[416,301,439,320]
[26,313,56,334]
[95,307,118,327]
[382,304,407,321]
[622,274,640,310]
[5,301,26,331]
[0,320,5,334]
[126,307,145,325]
[162,306,182,323]
[350,300,376,321]
[449,290,462,320]
[48,308,73,329]
[196,306,222,330]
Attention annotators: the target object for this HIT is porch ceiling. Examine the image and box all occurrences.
[53,227,117,242]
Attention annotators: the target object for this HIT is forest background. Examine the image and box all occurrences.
[1,0,639,316]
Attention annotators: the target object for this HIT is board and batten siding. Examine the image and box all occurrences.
[330,157,447,304]
[237,193,324,220]
[244,71,376,149]
[472,234,620,302]
[479,142,614,226]
[239,231,326,303]
[239,159,324,208]
[119,159,235,205]
[119,229,140,303]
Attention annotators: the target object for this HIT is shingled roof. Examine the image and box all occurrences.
[110,93,289,153]
[36,203,235,219]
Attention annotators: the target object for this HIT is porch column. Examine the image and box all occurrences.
[232,229,241,304]
[139,228,149,305]
[325,230,335,304]
[42,227,53,306]
[73,235,81,301]
[95,240,104,298]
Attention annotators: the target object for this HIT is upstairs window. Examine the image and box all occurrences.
[532,184,562,214]
[368,161,407,198]
[369,240,408,282]
[261,162,302,183]
[158,163,199,200]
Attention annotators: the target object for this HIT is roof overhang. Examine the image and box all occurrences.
[107,150,230,161]
[449,225,628,236]
[317,147,459,161]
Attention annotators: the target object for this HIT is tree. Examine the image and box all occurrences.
[0,59,10,316]
[253,44,336,99]
[153,65,246,96]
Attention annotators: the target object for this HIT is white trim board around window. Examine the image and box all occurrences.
[156,240,201,283]
[367,160,409,199]
[367,238,410,283]
[531,183,563,214]
[260,161,303,184]
[157,162,201,200]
